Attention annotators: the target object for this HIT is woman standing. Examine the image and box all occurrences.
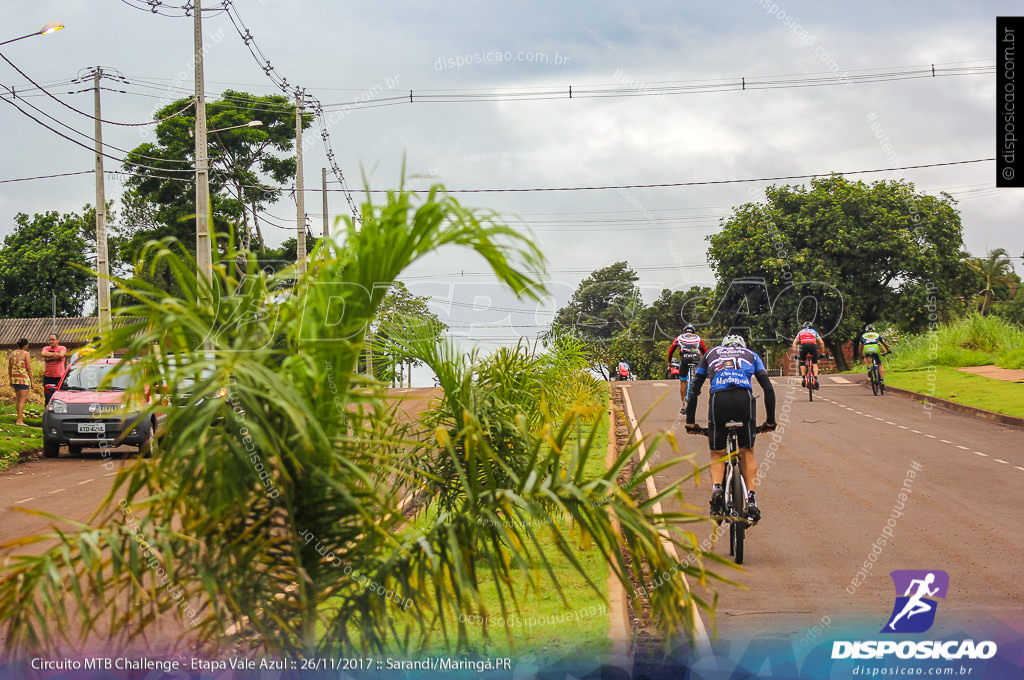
[8,338,33,426]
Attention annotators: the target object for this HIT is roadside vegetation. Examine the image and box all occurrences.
[883,313,1024,371]
[0,183,722,660]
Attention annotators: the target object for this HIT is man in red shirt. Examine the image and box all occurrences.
[41,333,67,404]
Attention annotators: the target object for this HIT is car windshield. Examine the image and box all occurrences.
[60,363,134,391]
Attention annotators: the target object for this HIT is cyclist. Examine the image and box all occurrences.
[616,361,631,381]
[791,322,826,390]
[685,335,776,522]
[858,324,892,383]
[667,324,708,413]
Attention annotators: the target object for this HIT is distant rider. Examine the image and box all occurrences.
[616,361,631,381]
[858,324,892,382]
[667,324,707,413]
[685,335,776,522]
[791,322,826,390]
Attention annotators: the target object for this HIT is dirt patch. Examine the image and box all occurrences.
[956,365,1024,382]
[610,386,678,675]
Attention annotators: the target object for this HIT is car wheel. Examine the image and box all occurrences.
[139,421,157,458]
[68,444,84,456]
[43,440,61,458]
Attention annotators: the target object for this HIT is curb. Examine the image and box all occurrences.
[605,402,634,674]
[864,381,1024,428]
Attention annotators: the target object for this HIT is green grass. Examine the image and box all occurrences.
[884,367,1024,418]
[887,313,1024,371]
[0,404,45,471]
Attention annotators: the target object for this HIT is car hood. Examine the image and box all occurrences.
[52,390,137,405]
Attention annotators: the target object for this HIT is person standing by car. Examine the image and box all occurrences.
[8,337,33,426]
[41,333,67,405]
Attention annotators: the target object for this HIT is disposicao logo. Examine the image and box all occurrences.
[881,569,948,634]
[832,569,998,661]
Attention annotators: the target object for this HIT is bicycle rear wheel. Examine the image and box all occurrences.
[686,363,697,403]
[870,365,879,396]
[730,462,746,564]
[807,361,814,402]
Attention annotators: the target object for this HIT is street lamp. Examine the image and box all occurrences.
[0,21,63,47]
[189,120,262,137]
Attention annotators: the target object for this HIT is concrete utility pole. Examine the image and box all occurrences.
[194,0,213,288]
[322,166,329,239]
[295,89,306,275]
[92,68,110,334]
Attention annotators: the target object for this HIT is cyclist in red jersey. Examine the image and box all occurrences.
[667,325,707,412]
[790,322,826,389]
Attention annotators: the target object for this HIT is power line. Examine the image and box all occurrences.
[0,170,94,185]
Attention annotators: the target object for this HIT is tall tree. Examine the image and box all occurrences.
[707,175,972,370]
[969,248,1016,314]
[0,211,94,317]
[121,90,308,259]
[551,262,642,377]
[371,281,448,385]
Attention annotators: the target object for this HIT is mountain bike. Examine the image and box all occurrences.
[689,422,771,564]
[794,353,815,401]
[685,359,698,405]
[867,351,891,396]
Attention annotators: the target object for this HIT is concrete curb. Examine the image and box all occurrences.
[605,402,634,674]
[862,380,1024,428]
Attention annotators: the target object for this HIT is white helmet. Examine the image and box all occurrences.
[722,334,746,348]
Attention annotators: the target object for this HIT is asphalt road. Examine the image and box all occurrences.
[617,376,1024,650]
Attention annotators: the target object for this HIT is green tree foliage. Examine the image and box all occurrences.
[707,175,972,370]
[0,183,724,657]
[370,281,448,385]
[968,248,1018,315]
[120,90,307,260]
[0,210,94,317]
[551,262,643,377]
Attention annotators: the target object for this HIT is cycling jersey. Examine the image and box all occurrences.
[796,328,820,345]
[667,332,707,361]
[695,346,768,393]
[859,331,886,356]
[617,362,630,376]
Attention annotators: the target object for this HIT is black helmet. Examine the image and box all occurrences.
[802,321,813,329]
[865,324,875,332]
[683,324,695,334]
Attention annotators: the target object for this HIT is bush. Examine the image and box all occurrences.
[889,313,1024,370]
[997,348,1024,370]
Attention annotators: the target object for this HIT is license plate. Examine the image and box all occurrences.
[77,423,106,434]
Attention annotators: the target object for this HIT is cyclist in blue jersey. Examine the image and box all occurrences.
[685,335,776,521]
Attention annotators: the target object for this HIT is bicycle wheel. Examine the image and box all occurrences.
[807,362,814,402]
[870,365,879,396]
[731,461,746,564]
[686,363,697,403]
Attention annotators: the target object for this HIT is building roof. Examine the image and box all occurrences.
[0,317,132,346]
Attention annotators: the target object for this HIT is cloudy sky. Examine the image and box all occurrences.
[1,1,1019,364]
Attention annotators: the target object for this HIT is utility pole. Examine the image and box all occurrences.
[295,89,306,275]
[322,166,329,238]
[194,0,212,289]
[92,67,110,335]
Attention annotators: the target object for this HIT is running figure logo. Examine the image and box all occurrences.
[881,570,949,634]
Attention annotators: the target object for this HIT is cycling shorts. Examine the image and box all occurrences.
[864,351,882,366]
[707,387,757,451]
[798,343,819,364]
[677,351,700,380]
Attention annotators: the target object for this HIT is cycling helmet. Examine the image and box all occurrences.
[802,321,813,329]
[721,334,746,348]
[865,324,875,332]
[683,324,696,334]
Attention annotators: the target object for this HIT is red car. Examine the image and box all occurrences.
[41,358,167,458]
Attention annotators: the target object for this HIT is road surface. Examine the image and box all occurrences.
[617,375,1024,654]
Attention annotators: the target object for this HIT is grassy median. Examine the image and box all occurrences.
[882,367,1024,418]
